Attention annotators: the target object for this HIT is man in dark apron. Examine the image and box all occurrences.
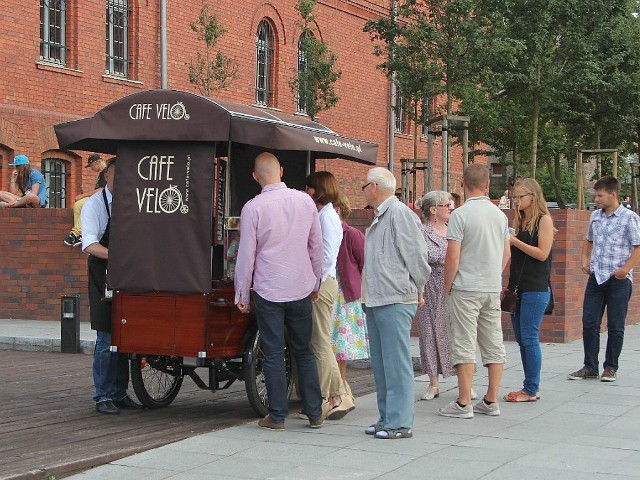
[80,158,142,414]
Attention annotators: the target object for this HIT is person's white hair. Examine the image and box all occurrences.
[417,190,451,219]
[367,167,396,192]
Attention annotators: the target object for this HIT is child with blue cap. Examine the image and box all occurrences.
[0,154,48,208]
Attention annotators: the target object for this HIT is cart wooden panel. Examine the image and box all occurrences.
[112,288,252,359]
[112,292,208,357]
[207,283,252,358]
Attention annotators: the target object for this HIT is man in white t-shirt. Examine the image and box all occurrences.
[439,164,511,419]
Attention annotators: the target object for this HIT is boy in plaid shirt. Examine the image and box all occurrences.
[568,176,640,382]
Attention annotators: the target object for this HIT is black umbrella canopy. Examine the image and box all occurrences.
[54,89,378,164]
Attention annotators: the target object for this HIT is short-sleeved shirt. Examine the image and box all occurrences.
[24,169,47,207]
[587,205,640,284]
[81,185,113,251]
[446,196,509,292]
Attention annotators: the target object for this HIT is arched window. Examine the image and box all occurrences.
[296,34,309,114]
[41,157,68,208]
[255,20,274,106]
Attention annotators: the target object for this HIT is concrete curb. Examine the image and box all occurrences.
[0,336,94,354]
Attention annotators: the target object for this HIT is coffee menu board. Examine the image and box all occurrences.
[216,159,226,244]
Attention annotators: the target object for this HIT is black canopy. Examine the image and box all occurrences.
[54,89,378,164]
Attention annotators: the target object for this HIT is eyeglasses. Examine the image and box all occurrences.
[361,182,373,191]
[436,203,452,208]
[512,194,531,200]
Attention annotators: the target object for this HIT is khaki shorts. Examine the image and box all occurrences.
[447,290,506,366]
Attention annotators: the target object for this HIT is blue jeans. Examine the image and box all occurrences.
[511,290,549,396]
[93,330,130,403]
[366,303,416,430]
[253,293,322,423]
[582,274,632,373]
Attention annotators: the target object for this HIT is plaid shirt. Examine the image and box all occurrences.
[587,205,640,284]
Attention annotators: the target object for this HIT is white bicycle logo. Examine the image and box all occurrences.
[158,185,183,213]
[170,102,190,120]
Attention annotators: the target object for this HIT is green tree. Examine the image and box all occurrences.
[289,0,341,120]
[188,3,237,96]
[364,0,513,164]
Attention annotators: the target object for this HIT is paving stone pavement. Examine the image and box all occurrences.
[3,318,640,479]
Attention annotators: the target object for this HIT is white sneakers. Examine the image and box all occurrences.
[438,400,474,419]
[438,398,501,419]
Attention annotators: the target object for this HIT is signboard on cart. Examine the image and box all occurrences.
[109,142,214,294]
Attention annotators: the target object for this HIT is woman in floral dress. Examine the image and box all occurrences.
[415,191,456,400]
[331,195,369,399]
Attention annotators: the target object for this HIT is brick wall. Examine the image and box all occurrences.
[0,0,468,208]
[0,209,89,321]
[1,208,638,342]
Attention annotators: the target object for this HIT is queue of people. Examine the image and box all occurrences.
[37,148,634,435]
[229,154,640,438]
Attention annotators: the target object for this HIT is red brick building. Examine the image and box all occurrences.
[0,1,483,328]
[1,0,465,206]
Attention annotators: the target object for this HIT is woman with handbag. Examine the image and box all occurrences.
[504,178,554,402]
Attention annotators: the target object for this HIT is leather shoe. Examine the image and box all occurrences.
[258,415,285,431]
[96,400,120,414]
[113,395,144,409]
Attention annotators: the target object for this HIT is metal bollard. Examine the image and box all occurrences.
[61,295,81,353]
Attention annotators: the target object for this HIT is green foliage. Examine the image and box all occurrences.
[365,0,640,189]
[289,0,341,120]
[364,0,510,122]
[534,162,577,204]
[476,0,640,179]
[188,3,237,96]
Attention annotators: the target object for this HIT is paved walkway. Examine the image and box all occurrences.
[3,318,640,479]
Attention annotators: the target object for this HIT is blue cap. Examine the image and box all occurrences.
[9,154,29,166]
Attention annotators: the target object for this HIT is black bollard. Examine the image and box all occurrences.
[61,295,80,353]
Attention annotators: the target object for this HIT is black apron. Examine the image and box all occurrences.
[88,190,111,332]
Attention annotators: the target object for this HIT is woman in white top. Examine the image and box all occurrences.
[304,171,354,420]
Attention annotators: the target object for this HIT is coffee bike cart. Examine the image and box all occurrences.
[54,89,377,416]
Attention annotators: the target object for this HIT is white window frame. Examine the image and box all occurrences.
[40,0,67,65]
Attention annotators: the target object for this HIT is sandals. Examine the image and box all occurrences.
[365,423,383,435]
[327,394,355,420]
[421,386,439,401]
[375,428,413,439]
[503,390,538,402]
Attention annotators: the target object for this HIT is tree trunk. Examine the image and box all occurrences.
[549,153,566,208]
[531,91,540,179]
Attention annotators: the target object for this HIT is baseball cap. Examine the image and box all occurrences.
[8,154,29,166]
[85,153,102,168]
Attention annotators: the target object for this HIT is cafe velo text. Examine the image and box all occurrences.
[127,101,194,215]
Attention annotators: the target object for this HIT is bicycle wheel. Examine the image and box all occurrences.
[130,355,183,408]
[243,329,294,417]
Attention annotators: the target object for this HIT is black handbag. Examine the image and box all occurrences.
[500,288,518,313]
[544,285,554,315]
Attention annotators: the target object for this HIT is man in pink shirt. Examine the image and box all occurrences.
[235,152,325,430]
